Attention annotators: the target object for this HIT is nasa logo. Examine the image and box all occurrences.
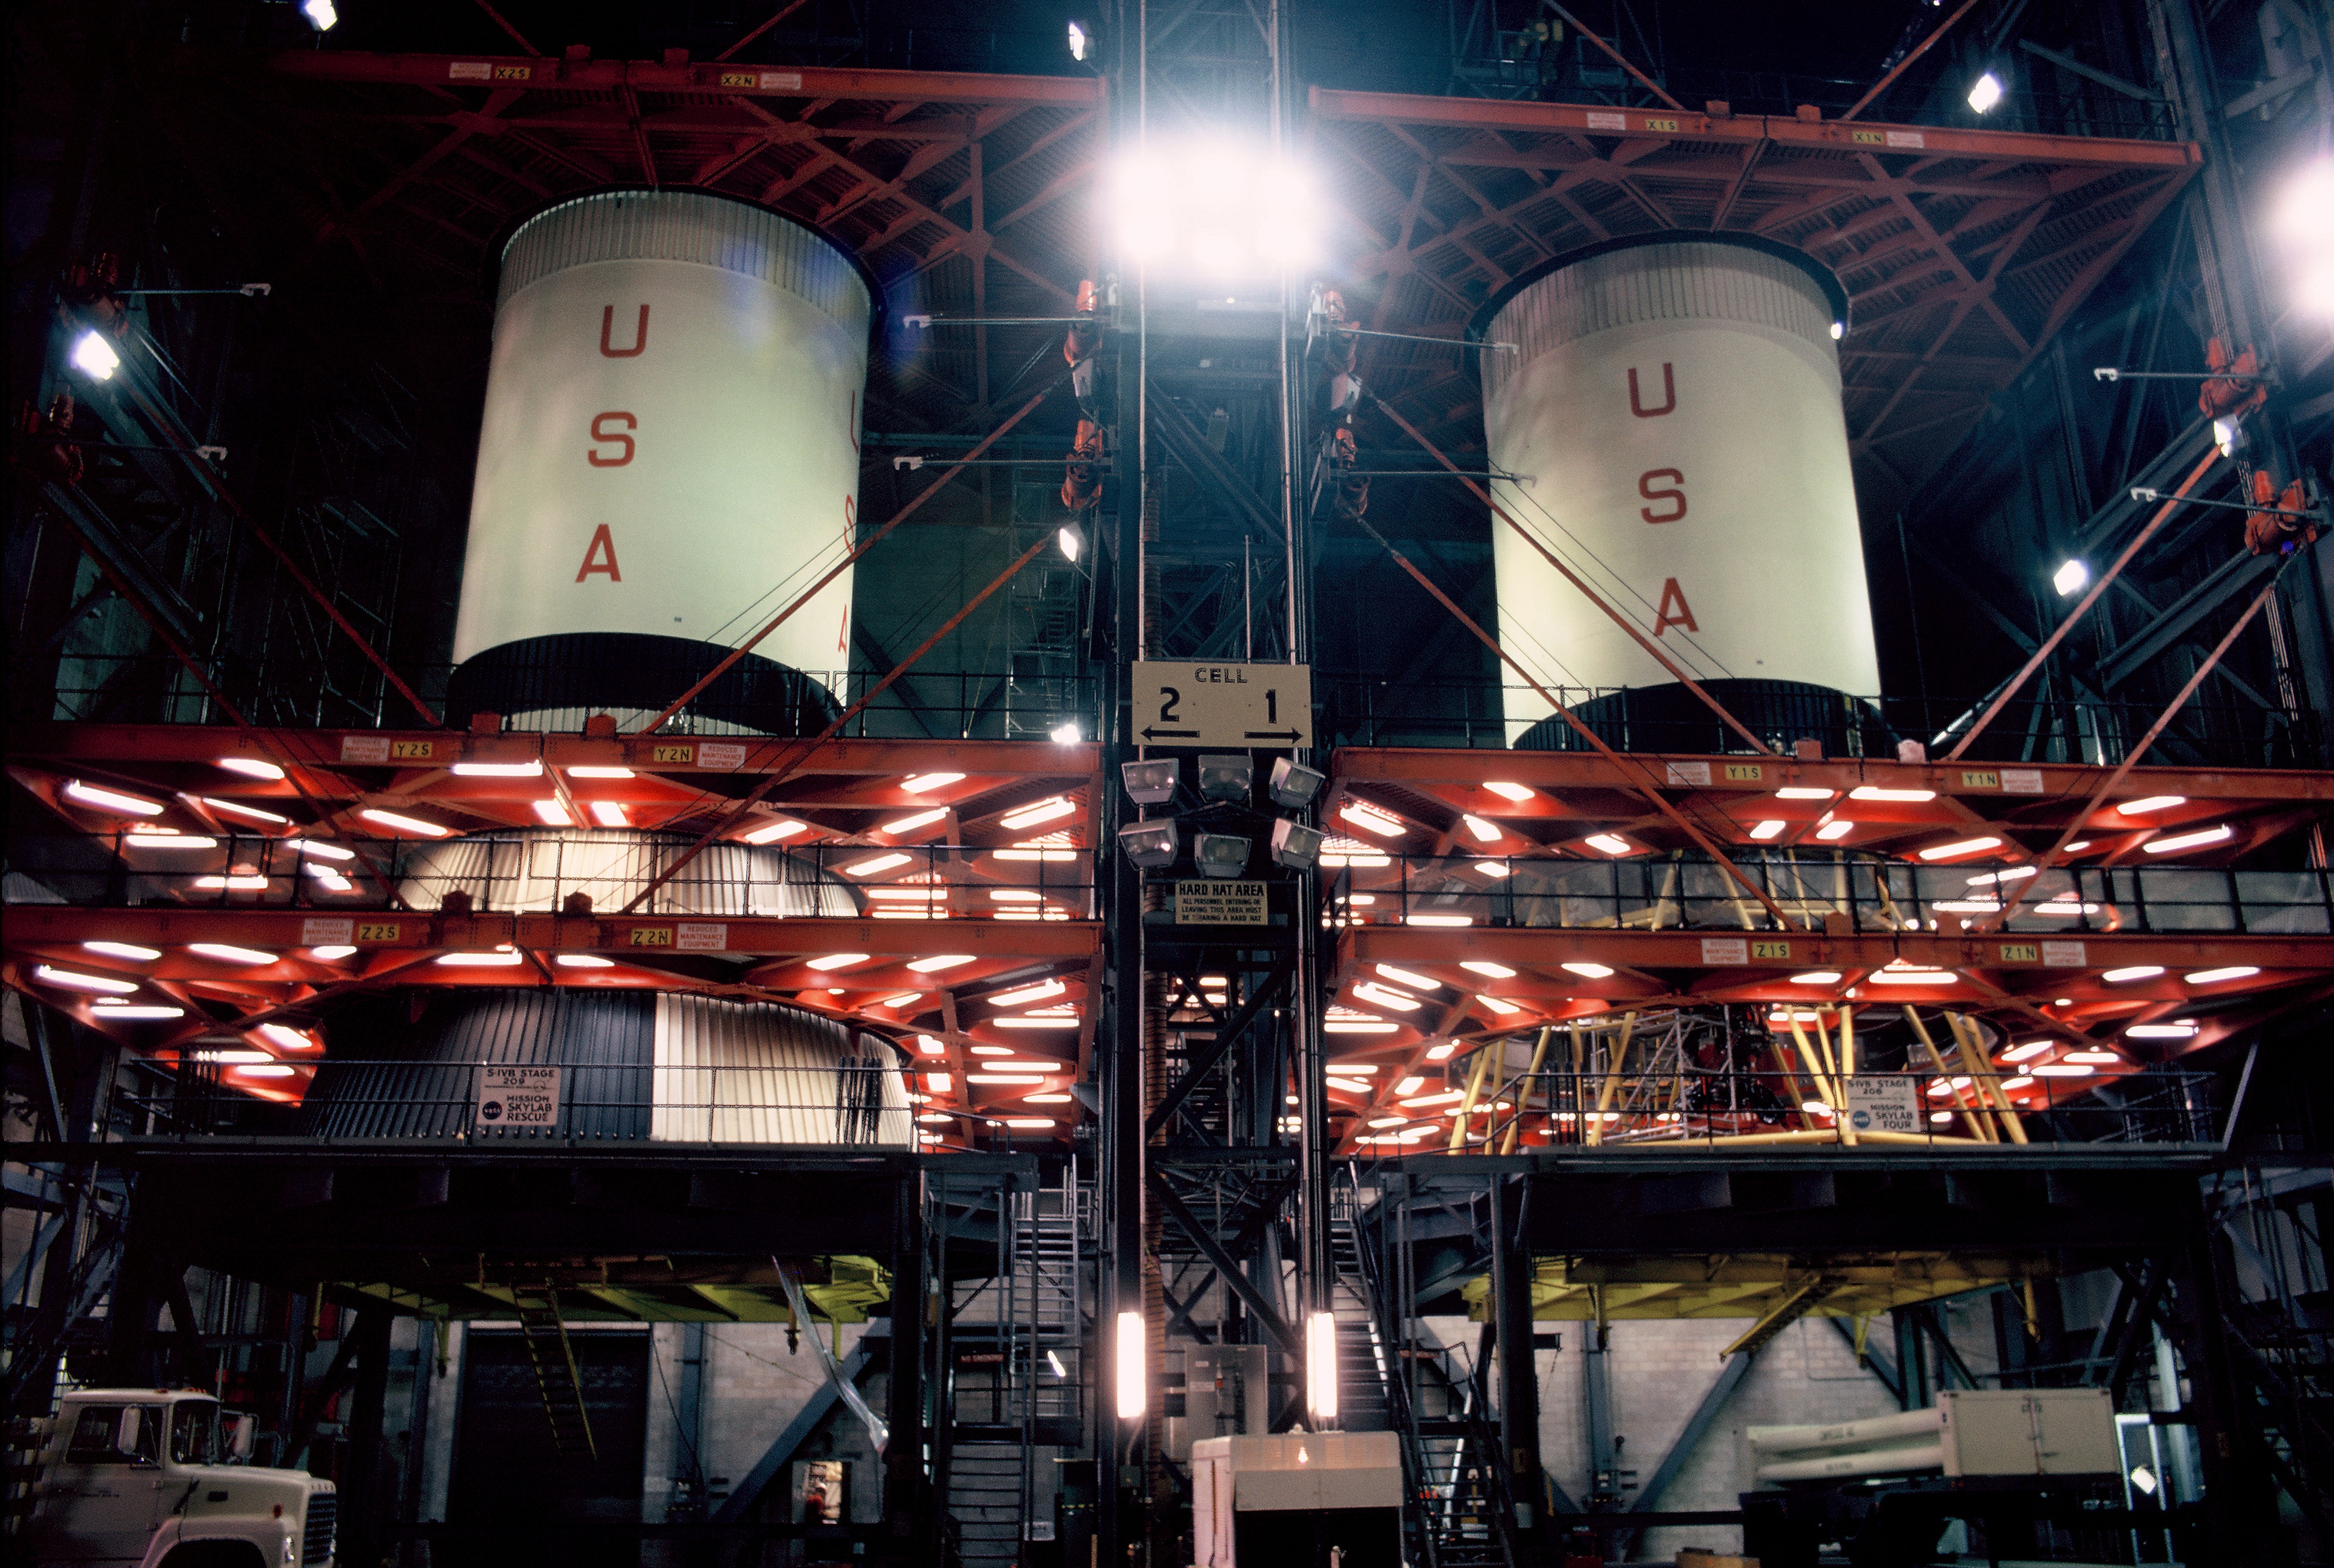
[480,1100,504,1122]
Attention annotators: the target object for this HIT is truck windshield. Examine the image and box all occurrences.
[170,1400,220,1466]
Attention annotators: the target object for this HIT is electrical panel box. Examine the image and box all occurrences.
[1187,1346,1271,1444]
[1939,1389,2119,1477]
[1192,1432,1402,1568]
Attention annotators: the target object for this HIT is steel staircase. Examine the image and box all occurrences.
[510,1291,597,1461]
[944,1163,1085,1568]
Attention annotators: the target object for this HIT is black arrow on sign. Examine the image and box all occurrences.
[1242,729,1304,741]
[1141,727,1201,740]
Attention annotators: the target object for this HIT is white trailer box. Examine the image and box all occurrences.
[1192,1432,1402,1568]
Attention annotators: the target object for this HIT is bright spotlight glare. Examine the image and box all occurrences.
[1113,143,1320,277]
[70,330,119,380]
[2052,559,2088,596]
[1067,20,1088,61]
[1967,71,2005,113]
[303,0,337,28]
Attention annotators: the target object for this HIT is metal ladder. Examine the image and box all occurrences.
[1329,1182,1392,1432]
[510,1291,597,1461]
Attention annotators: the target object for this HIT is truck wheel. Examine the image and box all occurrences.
[159,1543,268,1568]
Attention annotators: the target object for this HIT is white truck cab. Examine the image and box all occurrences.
[24,1389,335,1568]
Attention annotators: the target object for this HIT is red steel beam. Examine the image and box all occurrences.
[271,50,1102,108]
[1306,88,2202,171]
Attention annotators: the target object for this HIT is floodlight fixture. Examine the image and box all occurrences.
[2052,559,2088,596]
[1194,833,1252,879]
[1058,520,1085,561]
[1067,20,1089,61]
[303,0,337,28]
[1117,820,1178,869]
[1268,756,1325,809]
[1197,754,1253,801]
[1967,70,2005,113]
[1270,819,1324,869]
[70,330,119,380]
[2212,414,2248,458]
[1121,758,1178,805]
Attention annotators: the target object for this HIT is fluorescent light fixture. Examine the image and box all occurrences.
[88,1003,183,1020]
[2126,1022,2197,1039]
[902,773,964,793]
[1561,961,1614,979]
[1815,820,1856,841]
[258,1024,316,1052]
[1050,721,1083,744]
[1331,1063,1380,1074]
[557,954,614,968]
[1268,757,1325,809]
[916,1112,954,1125]
[1483,781,1534,802]
[998,1015,1081,1029]
[2186,966,2259,984]
[202,797,288,823]
[1375,964,1442,991]
[532,799,574,825]
[1801,1100,1835,1117]
[1339,801,1406,838]
[2103,965,2164,983]
[451,759,543,777]
[883,808,948,835]
[1749,820,1786,840]
[66,779,164,816]
[1850,786,1935,803]
[967,1073,1045,1085]
[192,875,270,890]
[437,951,522,966]
[2065,1050,2121,1065]
[1406,913,1474,926]
[1462,814,1501,842]
[1401,1090,1463,1108]
[36,965,139,994]
[1000,797,1075,830]
[806,953,869,971]
[1775,787,1835,800]
[1791,970,1842,985]
[908,954,975,972]
[309,945,358,961]
[70,329,119,379]
[1918,836,2003,861]
[361,808,450,836]
[188,943,276,964]
[1029,1094,1072,1105]
[1967,866,2038,887]
[568,766,634,779]
[1395,1075,1424,1094]
[192,1049,270,1064]
[915,1035,948,1055]
[925,1072,953,1093]
[216,757,285,780]
[2033,1062,2093,1078]
[84,940,160,962]
[1116,1311,1146,1419]
[1352,982,1423,1012]
[126,833,216,850]
[2000,1041,2053,1063]
[1868,968,1956,986]
[1967,70,2004,112]
[1474,994,1521,1014]
[2063,841,2092,853]
[1004,1117,1056,1129]
[1307,1311,1338,1422]
[2120,795,2186,815]
[1325,1020,1399,1033]
[233,1063,296,1078]
[844,853,913,876]
[303,865,354,891]
[743,819,806,844]
[587,800,629,827]
[988,978,1068,1008]
[1461,961,1515,979]
[1474,860,1511,878]
[1583,833,1633,856]
[2142,824,2233,855]
[281,839,353,861]
[1369,1116,1407,1129]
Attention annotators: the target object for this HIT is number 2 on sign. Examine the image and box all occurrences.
[1159,688,1180,723]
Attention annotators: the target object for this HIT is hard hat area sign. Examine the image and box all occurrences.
[476,1065,562,1129]
[1131,662,1312,748]
[1842,1076,1921,1135]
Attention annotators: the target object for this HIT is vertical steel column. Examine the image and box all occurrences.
[2170,1197,2283,1566]
[340,1309,394,1566]
[1488,1176,1542,1553]
[887,1169,930,1548]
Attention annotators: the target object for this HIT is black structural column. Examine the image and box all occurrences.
[339,1308,394,1565]
[886,1168,930,1558]
[1489,1174,1542,1557]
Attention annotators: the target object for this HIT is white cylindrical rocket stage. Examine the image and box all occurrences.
[448,187,875,733]
[1475,233,1881,750]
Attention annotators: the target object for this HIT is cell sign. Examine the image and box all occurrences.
[476,1065,562,1130]
[1842,1075,1922,1135]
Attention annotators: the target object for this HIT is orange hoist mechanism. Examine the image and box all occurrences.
[1061,279,1105,512]
[2243,467,2319,557]
[1317,288,1369,523]
[16,392,85,486]
[2199,336,2269,427]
